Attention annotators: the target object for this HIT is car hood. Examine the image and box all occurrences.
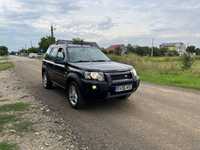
[69,61,133,72]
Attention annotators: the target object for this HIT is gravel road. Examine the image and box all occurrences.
[11,56,200,150]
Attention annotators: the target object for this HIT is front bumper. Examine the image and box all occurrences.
[80,77,140,99]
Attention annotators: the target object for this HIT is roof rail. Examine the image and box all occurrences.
[56,40,73,45]
[56,40,99,47]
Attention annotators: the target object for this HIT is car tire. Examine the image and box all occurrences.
[42,72,52,89]
[67,81,85,109]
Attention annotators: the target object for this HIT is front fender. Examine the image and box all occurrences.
[65,72,82,89]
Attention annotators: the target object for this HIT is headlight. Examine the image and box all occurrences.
[130,68,137,77]
[84,72,105,81]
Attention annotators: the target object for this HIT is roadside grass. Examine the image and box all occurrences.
[13,121,33,133]
[0,62,14,71]
[0,142,18,150]
[0,57,8,61]
[0,102,33,134]
[0,102,30,112]
[0,56,8,61]
[0,115,18,127]
[109,54,200,90]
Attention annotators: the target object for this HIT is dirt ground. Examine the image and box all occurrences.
[0,69,81,150]
[10,56,200,150]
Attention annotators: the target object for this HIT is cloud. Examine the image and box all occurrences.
[0,0,200,50]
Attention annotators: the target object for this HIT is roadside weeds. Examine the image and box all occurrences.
[0,69,80,149]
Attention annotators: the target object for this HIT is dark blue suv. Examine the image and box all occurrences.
[42,40,140,109]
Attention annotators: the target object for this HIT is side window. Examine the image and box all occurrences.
[56,48,65,63]
[49,47,58,60]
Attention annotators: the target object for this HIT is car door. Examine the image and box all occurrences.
[54,47,67,88]
[47,46,59,81]
[43,46,53,75]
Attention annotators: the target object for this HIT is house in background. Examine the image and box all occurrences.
[160,42,186,55]
[104,44,127,55]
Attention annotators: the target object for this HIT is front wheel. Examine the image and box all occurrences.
[67,81,85,109]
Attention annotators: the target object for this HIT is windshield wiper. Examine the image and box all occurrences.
[92,60,110,62]
[73,60,91,63]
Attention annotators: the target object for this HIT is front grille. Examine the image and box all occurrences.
[110,71,132,81]
[106,71,134,96]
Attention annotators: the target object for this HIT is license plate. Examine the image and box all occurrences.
[115,84,132,92]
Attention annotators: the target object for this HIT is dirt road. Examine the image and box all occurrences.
[11,56,200,150]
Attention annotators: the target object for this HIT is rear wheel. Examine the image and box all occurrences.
[42,72,52,89]
[67,81,85,109]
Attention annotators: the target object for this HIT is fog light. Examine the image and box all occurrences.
[92,85,97,90]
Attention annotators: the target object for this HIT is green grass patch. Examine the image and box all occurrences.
[0,62,14,71]
[0,114,18,132]
[0,57,8,61]
[140,71,200,90]
[0,142,18,150]
[109,53,200,90]
[0,102,30,112]
[0,114,33,133]
[0,115,18,126]
[13,121,33,133]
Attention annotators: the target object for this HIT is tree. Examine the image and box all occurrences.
[72,38,84,44]
[38,36,55,53]
[27,47,39,53]
[186,46,196,54]
[18,48,28,56]
[152,47,166,56]
[126,44,135,53]
[195,48,200,55]
[0,46,8,56]
[10,51,16,55]
[135,46,151,56]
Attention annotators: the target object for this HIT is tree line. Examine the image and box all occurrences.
[18,36,55,55]
[0,36,55,56]
[126,44,178,56]
[126,44,200,56]
[1,38,200,57]
[17,37,84,55]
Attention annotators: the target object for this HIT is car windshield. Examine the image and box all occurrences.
[68,46,110,63]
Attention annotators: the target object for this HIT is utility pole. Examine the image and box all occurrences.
[50,25,56,43]
[50,25,54,39]
[151,38,154,57]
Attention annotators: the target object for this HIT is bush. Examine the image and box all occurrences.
[0,46,8,56]
[181,53,194,70]
[166,50,179,56]
[153,47,167,56]
[27,47,39,53]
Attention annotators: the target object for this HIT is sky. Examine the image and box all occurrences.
[0,0,200,51]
